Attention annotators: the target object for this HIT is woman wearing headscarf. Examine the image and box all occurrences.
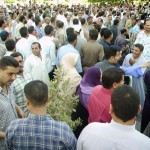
[60,53,82,96]
[76,66,101,109]
[141,70,150,133]
[72,66,101,138]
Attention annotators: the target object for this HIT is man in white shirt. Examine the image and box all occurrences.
[15,15,26,40]
[77,85,150,150]
[27,26,38,51]
[26,12,34,28]
[16,27,31,60]
[24,42,50,88]
[39,25,56,80]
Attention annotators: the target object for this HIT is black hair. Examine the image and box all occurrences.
[20,27,28,38]
[0,56,19,70]
[5,39,16,51]
[66,27,74,37]
[32,42,41,49]
[113,19,119,26]
[56,20,64,28]
[73,18,79,25]
[11,52,23,59]
[44,25,54,35]
[0,19,5,27]
[81,18,86,25]
[89,29,98,40]
[28,26,34,34]
[111,85,140,122]
[24,80,48,107]
[19,15,25,22]
[67,33,77,43]
[121,28,127,34]
[102,67,125,89]
[103,29,112,39]
[134,43,144,52]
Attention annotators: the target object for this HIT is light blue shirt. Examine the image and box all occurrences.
[35,26,43,39]
[56,44,82,73]
[130,25,140,35]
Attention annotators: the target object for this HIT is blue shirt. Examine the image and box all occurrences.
[5,114,77,150]
[130,25,140,35]
[56,44,82,73]
[35,26,43,39]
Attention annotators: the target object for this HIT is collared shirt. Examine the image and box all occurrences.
[39,36,56,73]
[88,85,112,123]
[0,86,18,149]
[16,38,32,60]
[0,42,7,59]
[5,114,77,150]
[15,22,24,39]
[24,54,50,88]
[27,34,38,51]
[134,31,150,61]
[77,120,150,150]
[56,44,82,73]
[35,26,43,39]
[11,73,33,115]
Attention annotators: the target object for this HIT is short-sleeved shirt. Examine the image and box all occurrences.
[0,86,18,148]
[5,114,77,150]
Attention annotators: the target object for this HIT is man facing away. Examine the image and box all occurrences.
[5,80,77,149]
[77,85,150,150]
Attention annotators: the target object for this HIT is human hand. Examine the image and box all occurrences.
[129,58,135,66]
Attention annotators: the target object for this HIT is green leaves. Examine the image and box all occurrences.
[47,66,81,130]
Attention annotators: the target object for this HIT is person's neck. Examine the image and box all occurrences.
[0,83,8,94]
[107,59,115,64]
[145,30,150,35]
[105,39,111,43]
[112,115,135,126]
[29,107,47,115]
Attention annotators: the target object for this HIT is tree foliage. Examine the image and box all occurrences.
[47,66,81,130]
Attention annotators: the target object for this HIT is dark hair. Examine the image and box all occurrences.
[102,67,125,89]
[0,19,5,27]
[105,46,119,59]
[100,28,107,37]
[32,42,41,49]
[121,28,127,34]
[28,26,34,34]
[28,12,33,19]
[56,20,64,28]
[103,29,112,39]
[20,27,28,38]
[139,23,144,30]
[134,43,144,52]
[111,85,140,122]
[0,56,19,70]
[35,18,41,26]
[89,29,98,40]
[81,18,86,25]
[24,80,48,106]
[67,33,77,43]
[19,15,25,22]
[5,39,16,51]
[113,19,119,26]
[11,52,23,59]
[0,30,9,41]
[51,17,55,23]
[44,25,54,35]
[66,27,74,36]
[73,18,79,25]
[87,16,93,21]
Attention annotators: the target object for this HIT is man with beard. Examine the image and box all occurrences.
[0,56,25,149]
[11,52,33,116]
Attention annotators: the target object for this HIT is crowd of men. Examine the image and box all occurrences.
[0,1,150,149]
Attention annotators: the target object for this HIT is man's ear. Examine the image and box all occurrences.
[46,95,50,104]
[26,97,30,108]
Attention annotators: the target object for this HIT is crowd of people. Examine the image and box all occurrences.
[0,1,150,149]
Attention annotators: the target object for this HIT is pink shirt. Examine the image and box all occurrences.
[88,85,112,123]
